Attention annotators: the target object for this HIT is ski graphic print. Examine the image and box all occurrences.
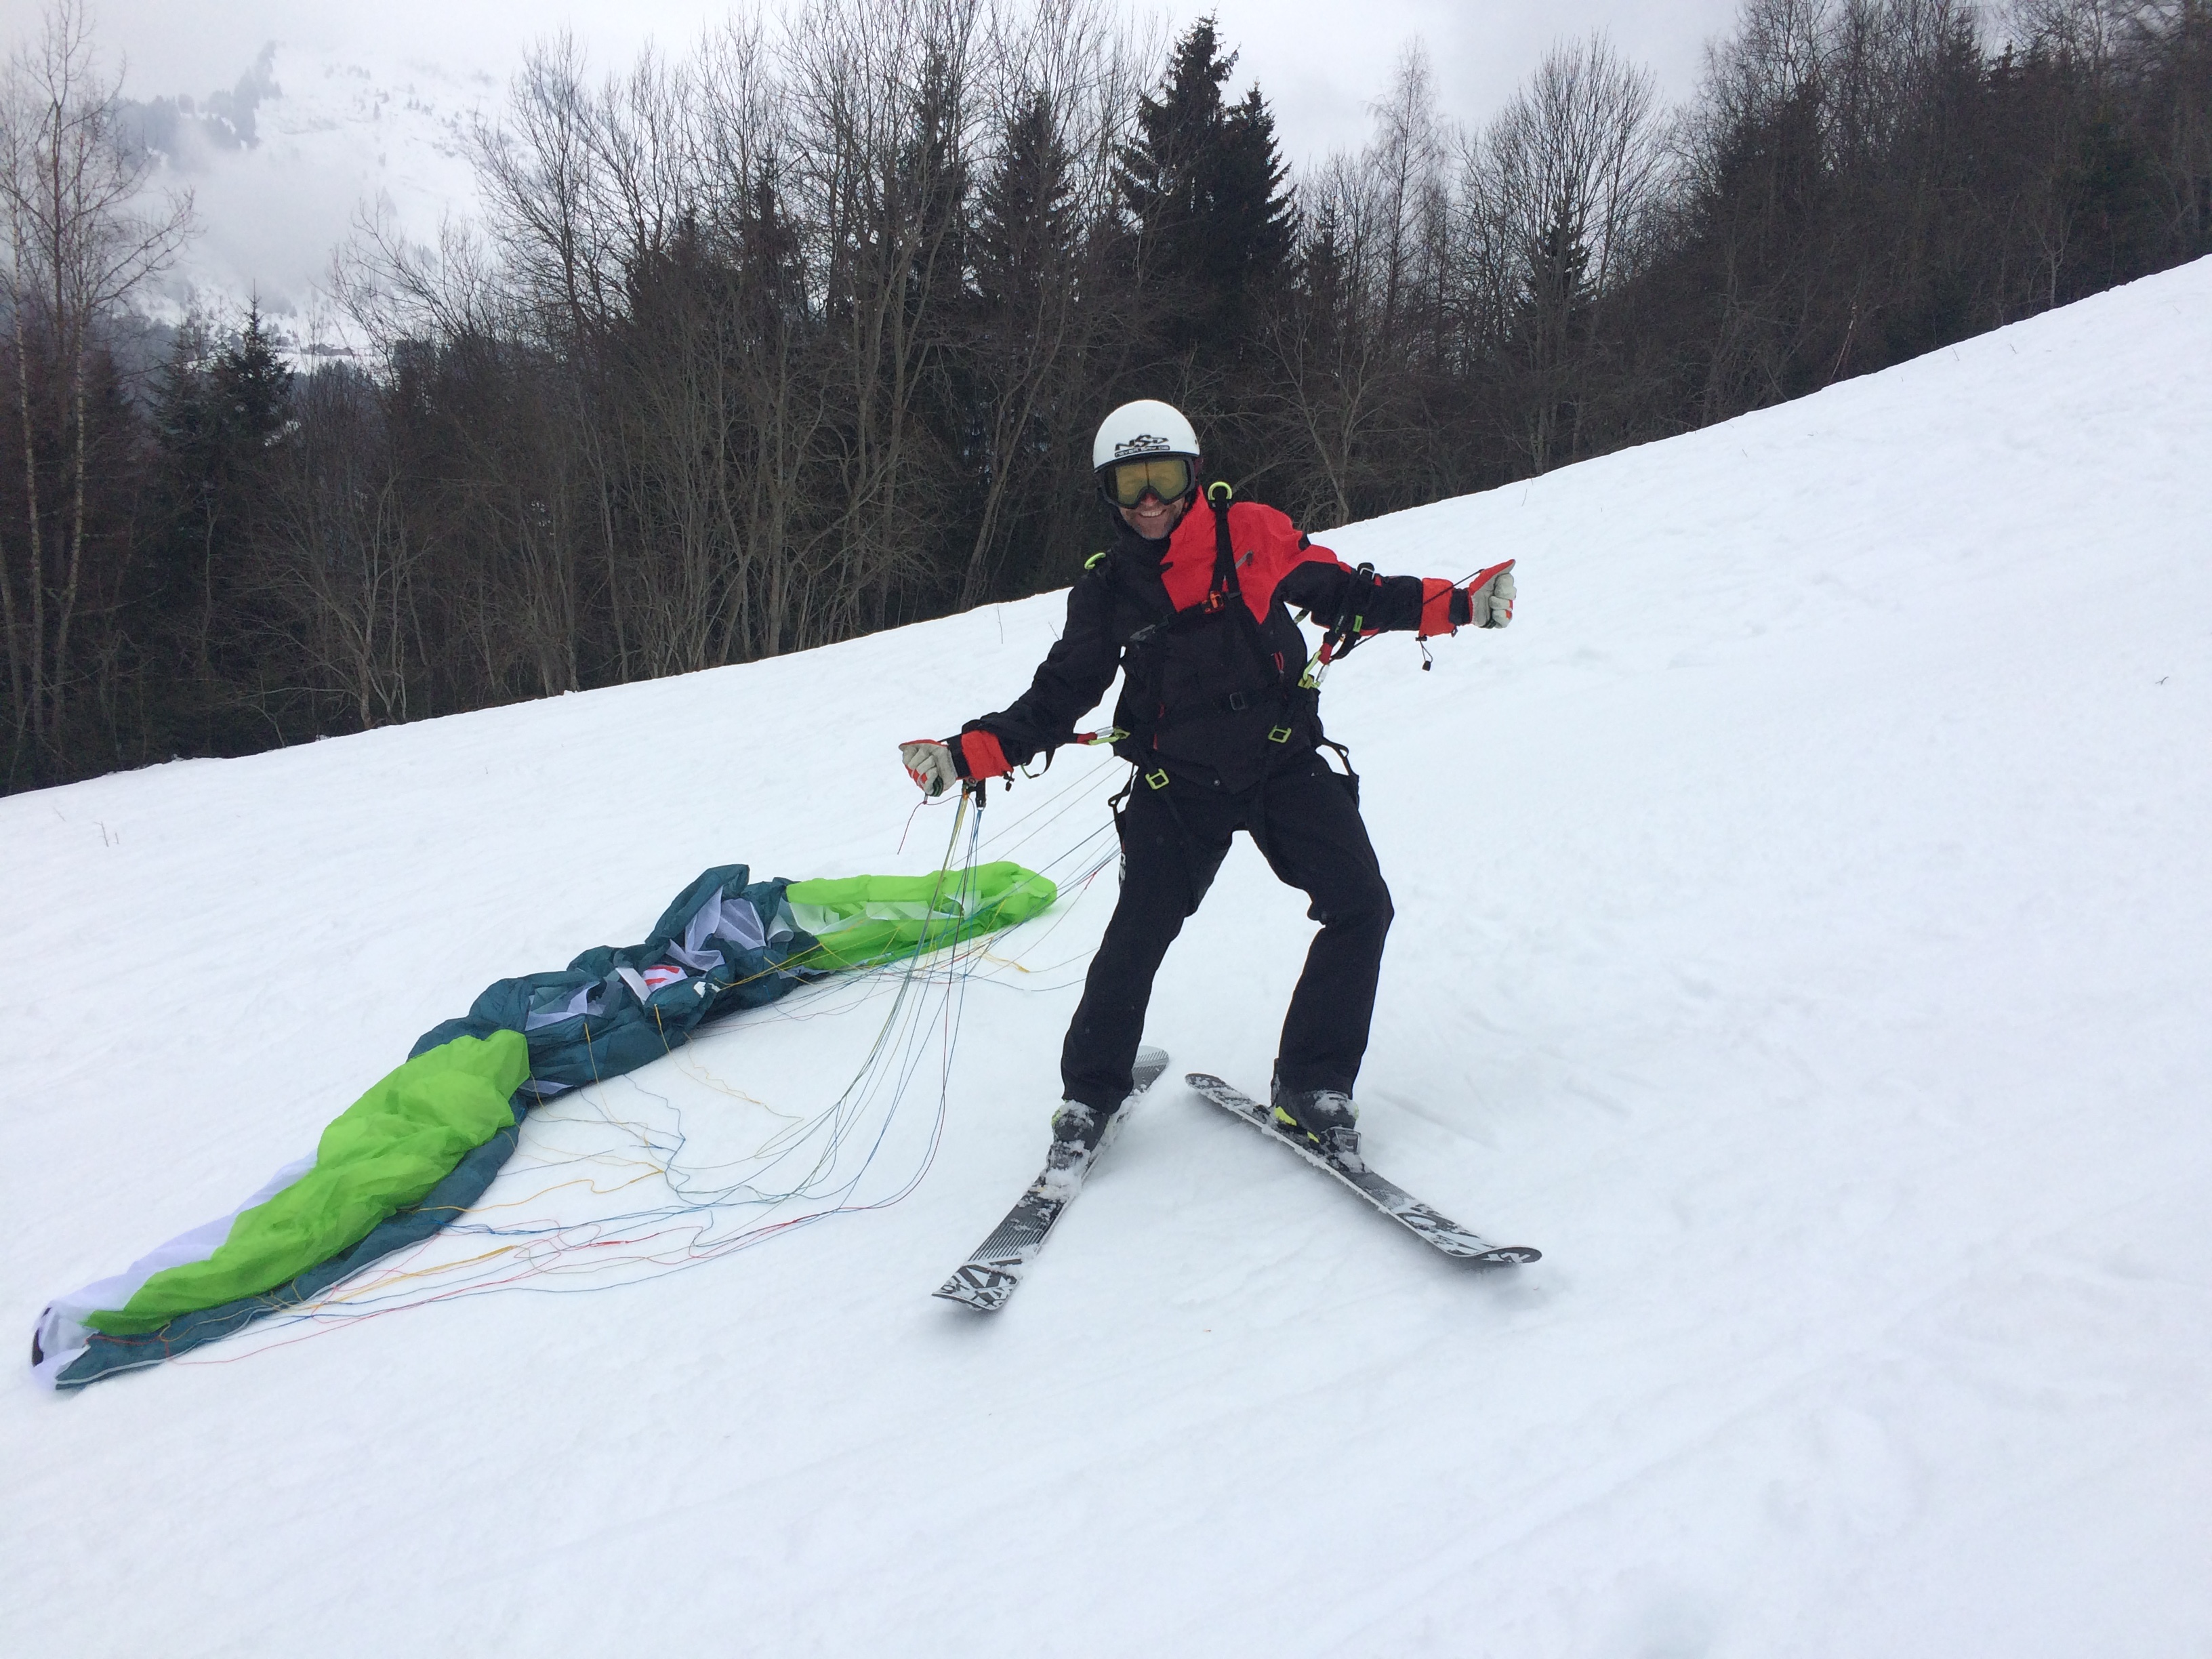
[1185,1072,1540,1265]
[933,1047,1171,1311]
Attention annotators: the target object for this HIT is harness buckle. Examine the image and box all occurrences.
[1145,767,1171,790]
[1267,724,1293,744]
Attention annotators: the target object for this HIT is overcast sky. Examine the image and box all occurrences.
[87,0,1745,162]
[50,0,1750,327]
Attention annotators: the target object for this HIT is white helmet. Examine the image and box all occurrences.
[1092,399,1200,471]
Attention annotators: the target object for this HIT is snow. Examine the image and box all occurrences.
[129,41,489,344]
[6,258,2211,1655]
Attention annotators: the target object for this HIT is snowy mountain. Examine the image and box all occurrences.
[124,41,490,344]
[5,258,2210,1656]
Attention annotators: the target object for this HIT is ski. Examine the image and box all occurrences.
[1185,1072,1540,1266]
[933,1046,1171,1311]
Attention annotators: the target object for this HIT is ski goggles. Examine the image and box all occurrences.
[1099,453,1195,508]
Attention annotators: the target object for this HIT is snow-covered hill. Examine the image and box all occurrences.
[5,260,2209,1657]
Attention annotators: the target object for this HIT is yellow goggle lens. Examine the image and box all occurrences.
[1103,455,1193,508]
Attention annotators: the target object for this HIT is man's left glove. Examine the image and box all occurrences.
[899,730,1013,798]
[1449,560,1515,629]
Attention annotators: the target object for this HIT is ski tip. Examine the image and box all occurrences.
[1473,1246,1542,1266]
[933,1285,1008,1312]
[935,1265,1018,1311]
[933,1288,1002,1312]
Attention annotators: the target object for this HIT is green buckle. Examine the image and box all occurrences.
[1145,767,1170,790]
[1267,724,1293,743]
[1296,662,1319,690]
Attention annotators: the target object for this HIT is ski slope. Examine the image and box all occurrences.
[6,259,2210,1657]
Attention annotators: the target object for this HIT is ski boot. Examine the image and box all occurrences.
[1042,1098,1118,1190]
[1271,1073,1364,1171]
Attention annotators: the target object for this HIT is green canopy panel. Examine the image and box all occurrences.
[786,863,1059,971]
[35,858,1054,1390]
[87,1032,529,1338]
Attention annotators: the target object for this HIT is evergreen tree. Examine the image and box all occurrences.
[1512,193,1596,471]
[1118,19,1294,364]
[1208,85,1296,337]
[213,303,295,443]
[960,89,1088,600]
[975,91,1078,313]
[146,304,294,754]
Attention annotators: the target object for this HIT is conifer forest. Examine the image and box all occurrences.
[2,0,2207,791]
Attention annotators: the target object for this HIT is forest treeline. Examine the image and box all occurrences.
[3,0,2207,790]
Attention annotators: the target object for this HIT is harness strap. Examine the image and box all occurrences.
[1204,480,1241,613]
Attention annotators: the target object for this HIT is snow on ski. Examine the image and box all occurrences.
[934,1047,1170,1311]
[1185,1073,1540,1266]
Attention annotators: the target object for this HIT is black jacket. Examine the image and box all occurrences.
[964,493,1448,794]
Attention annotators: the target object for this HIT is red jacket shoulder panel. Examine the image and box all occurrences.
[1227,500,1336,619]
[1155,499,1341,619]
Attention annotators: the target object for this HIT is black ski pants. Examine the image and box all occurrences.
[1060,752,1394,1113]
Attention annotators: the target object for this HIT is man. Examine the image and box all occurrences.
[899,399,1513,1174]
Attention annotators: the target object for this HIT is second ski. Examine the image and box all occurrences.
[1185,1071,1540,1266]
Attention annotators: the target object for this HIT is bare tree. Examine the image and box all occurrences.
[1366,42,1449,357]
[782,0,984,643]
[1261,45,1455,526]
[952,0,1141,602]
[470,33,623,346]
[1463,33,1663,470]
[262,365,421,731]
[1261,156,1391,526]
[0,0,192,768]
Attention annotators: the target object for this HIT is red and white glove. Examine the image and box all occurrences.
[898,731,1012,798]
[1418,559,1517,638]
[1452,560,1515,629]
[899,740,959,799]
